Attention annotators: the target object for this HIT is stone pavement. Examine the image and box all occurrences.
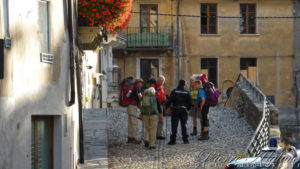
[78,109,108,169]
[107,106,254,169]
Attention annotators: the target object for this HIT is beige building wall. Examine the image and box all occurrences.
[114,0,295,107]
[180,0,294,106]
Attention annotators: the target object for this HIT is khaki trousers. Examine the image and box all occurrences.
[156,105,164,137]
[127,105,139,139]
[143,115,158,147]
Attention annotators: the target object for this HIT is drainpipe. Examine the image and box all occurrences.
[67,0,85,163]
[176,0,181,81]
[68,0,75,106]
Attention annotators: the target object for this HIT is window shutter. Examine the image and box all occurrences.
[39,1,49,53]
[0,39,4,79]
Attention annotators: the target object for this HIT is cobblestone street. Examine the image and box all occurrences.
[107,105,254,169]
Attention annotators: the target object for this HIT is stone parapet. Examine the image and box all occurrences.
[225,81,279,129]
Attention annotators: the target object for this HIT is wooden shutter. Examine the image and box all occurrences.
[0,39,4,79]
[39,1,49,53]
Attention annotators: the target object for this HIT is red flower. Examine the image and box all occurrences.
[78,0,133,33]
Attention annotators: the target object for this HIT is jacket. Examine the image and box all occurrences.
[166,86,193,111]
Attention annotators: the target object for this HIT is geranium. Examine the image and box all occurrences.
[78,0,133,34]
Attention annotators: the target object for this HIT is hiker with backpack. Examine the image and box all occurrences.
[127,79,144,144]
[140,87,162,149]
[197,77,221,140]
[155,75,167,140]
[143,76,167,140]
[189,77,202,136]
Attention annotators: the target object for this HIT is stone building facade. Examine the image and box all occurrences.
[0,0,81,168]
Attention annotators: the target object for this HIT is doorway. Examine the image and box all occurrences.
[140,59,159,81]
[201,58,218,87]
[31,116,53,169]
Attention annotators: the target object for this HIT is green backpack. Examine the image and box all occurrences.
[141,89,158,115]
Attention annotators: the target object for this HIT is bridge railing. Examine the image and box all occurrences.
[235,73,271,157]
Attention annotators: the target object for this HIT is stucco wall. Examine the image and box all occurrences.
[118,0,295,108]
[180,0,294,107]
[0,0,80,168]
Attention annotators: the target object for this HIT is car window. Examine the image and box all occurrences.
[293,160,300,169]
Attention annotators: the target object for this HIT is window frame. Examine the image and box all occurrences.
[240,3,256,34]
[140,4,158,33]
[200,3,218,34]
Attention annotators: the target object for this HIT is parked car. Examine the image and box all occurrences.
[225,139,300,169]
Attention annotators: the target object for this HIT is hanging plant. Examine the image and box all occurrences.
[78,0,133,34]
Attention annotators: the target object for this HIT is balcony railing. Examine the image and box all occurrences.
[127,27,173,49]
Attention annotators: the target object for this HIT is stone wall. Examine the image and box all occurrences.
[226,82,279,130]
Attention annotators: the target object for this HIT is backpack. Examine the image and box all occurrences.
[142,78,157,91]
[203,81,221,107]
[156,85,165,104]
[119,77,134,107]
[141,88,158,115]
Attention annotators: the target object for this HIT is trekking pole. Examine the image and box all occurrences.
[120,110,143,121]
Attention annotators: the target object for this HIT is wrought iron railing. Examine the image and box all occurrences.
[126,27,173,48]
[235,73,271,157]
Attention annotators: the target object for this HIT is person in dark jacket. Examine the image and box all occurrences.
[166,80,193,145]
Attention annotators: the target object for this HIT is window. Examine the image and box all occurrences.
[267,96,275,104]
[201,58,218,87]
[140,4,158,33]
[201,4,217,34]
[240,58,257,70]
[240,58,257,84]
[140,59,159,81]
[31,116,53,169]
[240,4,256,34]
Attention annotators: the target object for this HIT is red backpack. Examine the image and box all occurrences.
[203,81,221,107]
[119,77,134,107]
[156,85,166,104]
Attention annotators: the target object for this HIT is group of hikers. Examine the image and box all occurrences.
[119,74,220,150]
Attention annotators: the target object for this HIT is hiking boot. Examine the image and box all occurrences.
[200,128,204,137]
[167,141,176,145]
[198,132,209,140]
[132,138,141,144]
[144,141,149,148]
[183,140,189,144]
[156,136,165,140]
[127,137,135,143]
[190,127,197,136]
[149,146,156,150]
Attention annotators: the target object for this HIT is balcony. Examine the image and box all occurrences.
[126,27,173,50]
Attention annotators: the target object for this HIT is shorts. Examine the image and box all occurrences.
[189,100,201,118]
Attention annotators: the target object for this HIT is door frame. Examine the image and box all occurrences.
[200,57,219,88]
[31,116,54,169]
[136,57,162,80]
